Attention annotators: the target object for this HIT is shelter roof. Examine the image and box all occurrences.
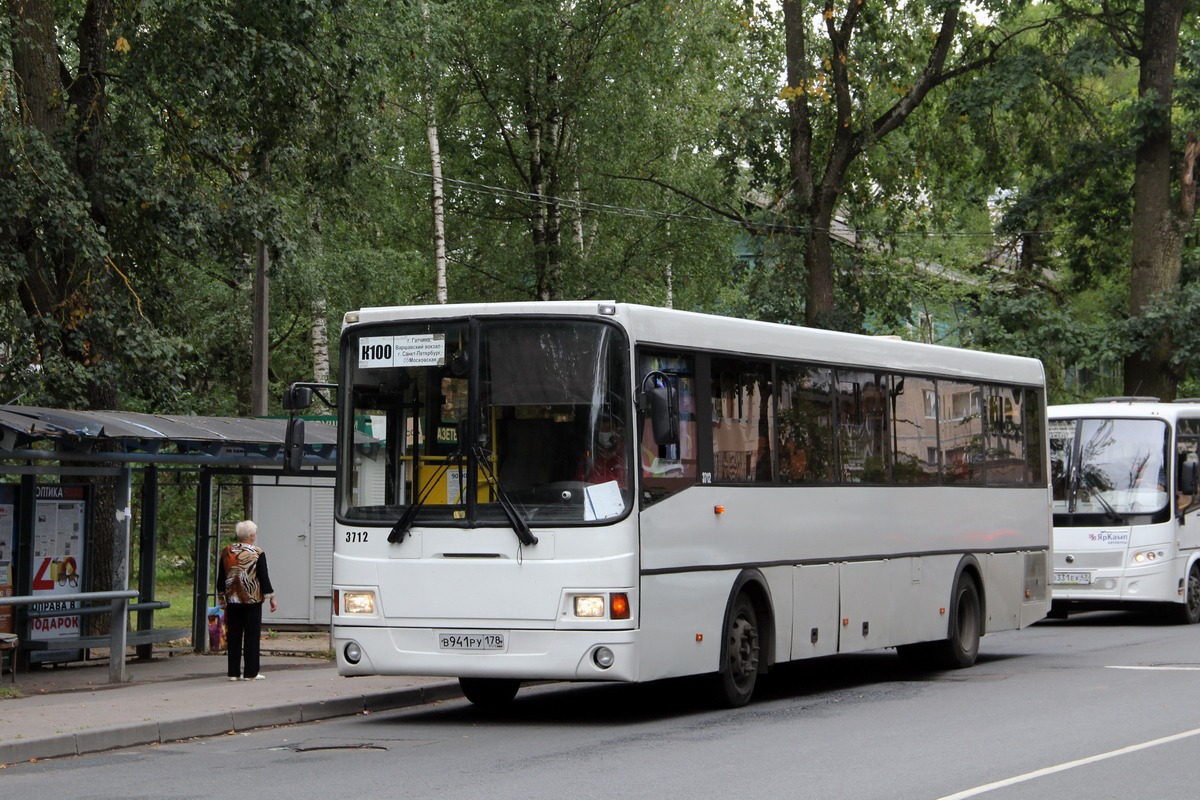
[0,405,339,467]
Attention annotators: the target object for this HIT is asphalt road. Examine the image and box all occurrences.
[5,610,1199,800]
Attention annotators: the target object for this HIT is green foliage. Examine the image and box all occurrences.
[2,0,1198,415]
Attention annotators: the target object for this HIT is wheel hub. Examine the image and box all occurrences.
[728,616,759,680]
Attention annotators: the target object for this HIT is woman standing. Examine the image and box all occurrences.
[217,520,277,680]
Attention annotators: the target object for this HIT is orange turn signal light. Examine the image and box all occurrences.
[610,592,630,620]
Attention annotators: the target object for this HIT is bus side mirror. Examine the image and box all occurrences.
[649,384,679,447]
[283,416,305,474]
[283,386,313,411]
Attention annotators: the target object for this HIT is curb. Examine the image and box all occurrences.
[0,681,462,767]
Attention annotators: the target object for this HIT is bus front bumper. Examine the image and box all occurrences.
[1051,557,1183,604]
[333,625,640,683]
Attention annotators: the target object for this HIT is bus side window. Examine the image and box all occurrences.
[1177,419,1200,512]
[836,370,890,484]
[777,364,835,483]
[711,358,773,483]
[890,374,939,484]
[639,352,697,505]
[940,380,983,484]
[983,385,1027,487]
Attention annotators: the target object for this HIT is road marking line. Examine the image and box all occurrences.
[937,727,1200,799]
[1106,665,1200,671]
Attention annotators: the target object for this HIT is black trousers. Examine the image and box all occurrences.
[225,602,264,679]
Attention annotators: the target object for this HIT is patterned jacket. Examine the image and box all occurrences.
[216,542,275,605]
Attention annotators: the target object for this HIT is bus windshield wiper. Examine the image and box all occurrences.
[1081,473,1126,524]
[473,445,538,547]
[388,454,466,544]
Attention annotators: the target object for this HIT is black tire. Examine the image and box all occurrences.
[459,677,520,708]
[1174,564,1200,625]
[934,575,982,669]
[712,593,761,708]
[1046,601,1070,620]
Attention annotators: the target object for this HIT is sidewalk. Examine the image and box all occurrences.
[0,632,460,767]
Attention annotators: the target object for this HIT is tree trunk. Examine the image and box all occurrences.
[426,107,448,304]
[1123,0,1189,400]
[251,238,270,416]
[422,3,448,304]
[312,297,329,384]
[9,0,66,137]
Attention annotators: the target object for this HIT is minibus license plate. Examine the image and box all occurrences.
[1053,571,1091,585]
[438,631,507,651]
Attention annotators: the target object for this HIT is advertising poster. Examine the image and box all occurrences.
[0,489,14,634]
[30,485,86,651]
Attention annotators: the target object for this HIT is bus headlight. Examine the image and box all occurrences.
[574,596,605,618]
[342,590,378,615]
[344,641,362,664]
[1132,550,1165,565]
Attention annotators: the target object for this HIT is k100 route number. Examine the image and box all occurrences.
[438,631,507,651]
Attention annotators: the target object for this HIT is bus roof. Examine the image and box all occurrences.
[1050,400,1200,422]
[347,301,1045,386]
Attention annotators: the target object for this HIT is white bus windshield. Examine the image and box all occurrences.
[338,318,632,528]
[1050,418,1170,519]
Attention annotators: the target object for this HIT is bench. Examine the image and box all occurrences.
[22,600,187,654]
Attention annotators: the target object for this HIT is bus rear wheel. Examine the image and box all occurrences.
[1174,564,1200,625]
[712,593,761,708]
[934,575,981,669]
[459,677,520,708]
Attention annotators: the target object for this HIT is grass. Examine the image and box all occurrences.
[148,577,195,630]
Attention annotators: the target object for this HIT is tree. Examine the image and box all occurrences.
[934,2,1200,400]
[409,0,742,303]
[2,0,374,594]
[1122,0,1198,399]
[783,1,1051,329]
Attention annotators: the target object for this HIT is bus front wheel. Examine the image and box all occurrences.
[712,593,761,708]
[459,677,520,708]
[1174,564,1200,625]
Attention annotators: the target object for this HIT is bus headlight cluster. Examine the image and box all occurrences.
[342,590,378,615]
[1132,550,1166,565]
[571,592,631,620]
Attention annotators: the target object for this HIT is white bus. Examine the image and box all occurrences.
[1048,399,1200,623]
[307,302,1050,707]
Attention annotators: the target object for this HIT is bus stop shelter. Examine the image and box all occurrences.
[0,405,336,682]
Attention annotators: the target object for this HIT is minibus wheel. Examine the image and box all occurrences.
[1175,564,1200,625]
